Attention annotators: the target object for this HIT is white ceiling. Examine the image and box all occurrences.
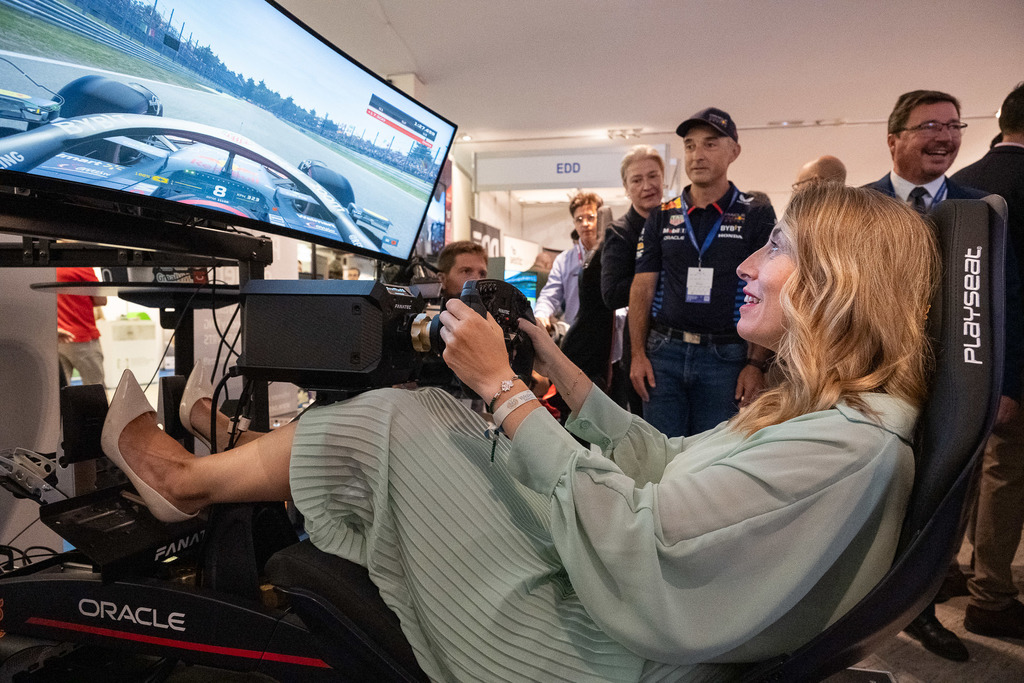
[276,0,1024,146]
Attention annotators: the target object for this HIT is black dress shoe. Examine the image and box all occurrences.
[904,612,969,661]
[964,601,1024,640]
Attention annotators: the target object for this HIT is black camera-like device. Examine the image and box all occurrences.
[238,279,427,391]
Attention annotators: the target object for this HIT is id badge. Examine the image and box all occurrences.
[686,267,714,303]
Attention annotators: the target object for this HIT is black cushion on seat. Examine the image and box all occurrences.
[265,539,428,681]
[901,197,1005,547]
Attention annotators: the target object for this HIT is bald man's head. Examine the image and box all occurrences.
[793,155,847,190]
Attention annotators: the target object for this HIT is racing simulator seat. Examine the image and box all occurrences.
[0,196,1007,681]
[737,195,1008,680]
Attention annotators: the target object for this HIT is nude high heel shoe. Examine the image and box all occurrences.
[179,360,214,449]
[101,369,196,523]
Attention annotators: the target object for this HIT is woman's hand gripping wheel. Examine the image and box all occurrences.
[430,280,536,396]
[467,280,536,379]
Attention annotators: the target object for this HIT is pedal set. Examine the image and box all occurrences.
[0,447,61,504]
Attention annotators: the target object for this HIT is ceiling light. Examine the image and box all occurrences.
[460,134,473,141]
[607,128,643,140]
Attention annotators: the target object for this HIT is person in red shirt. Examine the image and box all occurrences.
[57,267,107,387]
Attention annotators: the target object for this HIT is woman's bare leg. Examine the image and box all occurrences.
[118,411,295,515]
[187,398,264,449]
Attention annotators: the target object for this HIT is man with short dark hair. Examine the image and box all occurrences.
[865,88,1023,662]
[949,81,1024,642]
[437,240,488,299]
[629,108,774,437]
[864,90,980,210]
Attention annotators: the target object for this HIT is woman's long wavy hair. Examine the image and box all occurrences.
[731,184,940,436]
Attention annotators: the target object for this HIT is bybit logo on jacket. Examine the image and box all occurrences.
[963,246,983,365]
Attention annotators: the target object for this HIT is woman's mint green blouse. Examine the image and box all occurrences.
[509,389,917,665]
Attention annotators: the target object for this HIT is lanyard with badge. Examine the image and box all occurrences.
[684,187,737,303]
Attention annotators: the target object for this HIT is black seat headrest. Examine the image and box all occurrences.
[740,196,1008,682]
[899,196,1007,552]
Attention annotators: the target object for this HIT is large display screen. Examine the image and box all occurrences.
[0,0,456,263]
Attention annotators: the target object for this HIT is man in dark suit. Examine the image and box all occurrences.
[864,90,992,663]
[948,81,1024,643]
[863,90,984,208]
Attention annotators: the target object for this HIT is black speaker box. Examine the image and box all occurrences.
[237,279,425,391]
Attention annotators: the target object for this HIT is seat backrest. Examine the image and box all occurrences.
[742,196,1008,682]
[901,196,1006,547]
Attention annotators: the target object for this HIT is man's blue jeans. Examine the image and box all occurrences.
[642,329,746,438]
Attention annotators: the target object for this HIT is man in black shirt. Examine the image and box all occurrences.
[629,108,774,438]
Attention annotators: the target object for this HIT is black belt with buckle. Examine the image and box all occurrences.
[651,322,743,345]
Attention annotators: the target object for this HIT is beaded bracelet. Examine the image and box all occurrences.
[561,368,585,398]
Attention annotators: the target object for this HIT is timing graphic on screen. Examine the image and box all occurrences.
[0,0,456,262]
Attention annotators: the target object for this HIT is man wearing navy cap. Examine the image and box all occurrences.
[628,107,775,437]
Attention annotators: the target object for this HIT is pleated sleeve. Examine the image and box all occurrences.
[507,390,916,664]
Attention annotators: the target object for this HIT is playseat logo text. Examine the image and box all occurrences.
[963,246,984,365]
[154,530,206,562]
[78,599,185,632]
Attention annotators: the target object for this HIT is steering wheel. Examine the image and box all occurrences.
[429,279,536,382]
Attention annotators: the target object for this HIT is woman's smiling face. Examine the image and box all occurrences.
[736,223,797,351]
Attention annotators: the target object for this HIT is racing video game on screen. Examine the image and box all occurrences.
[0,0,456,261]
